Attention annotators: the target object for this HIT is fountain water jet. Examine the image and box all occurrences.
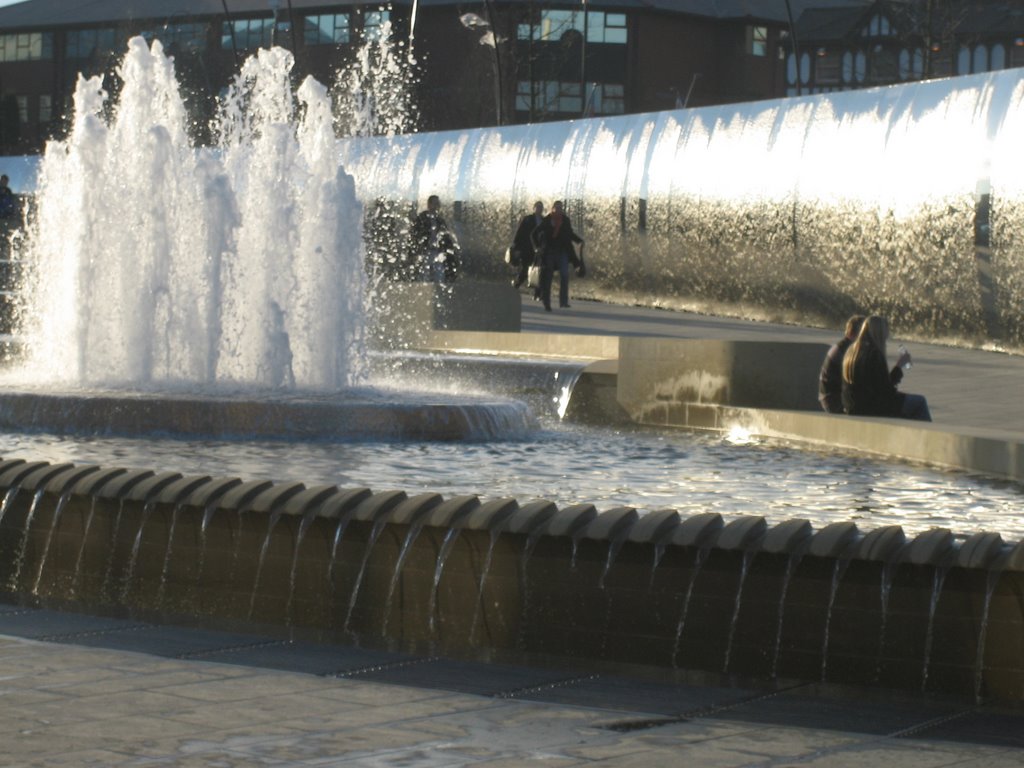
[2,37,533,442]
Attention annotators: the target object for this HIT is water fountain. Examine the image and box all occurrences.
[0,36,1022,705]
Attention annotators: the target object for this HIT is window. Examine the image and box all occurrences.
[898,48,923,79]
[39,94,51,123]
[305,13,350,45]
[991,43,1006,70]
[973,44,987,73]
[0,32,53,62]
[67,28,117,59]
[587,12,627,44]
[957,45,971,74]
[15,96,27,125]
[521,10,627,45]
[515,80,532,111]
[141,23,207,52]
[866,14,891,37]
[518,80,586,114]
[816,51,841,83]
[590,82,624,114]
[749,26,768,57]
[221,18,274,50]
[364,10,390,42]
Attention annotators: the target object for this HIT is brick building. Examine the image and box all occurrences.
[3,0,1017,155]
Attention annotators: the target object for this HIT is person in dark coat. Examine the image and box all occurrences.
[818,314,864,413]
[841,315,931,421]
[410,195,458,282]
[511,200,544,289]
[530,200,583,311]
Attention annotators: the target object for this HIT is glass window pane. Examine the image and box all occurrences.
[973,44,987,73]
[957,46,970,73]
[992,43,1006,69]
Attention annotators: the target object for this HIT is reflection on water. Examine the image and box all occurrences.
[1,422,1021,542]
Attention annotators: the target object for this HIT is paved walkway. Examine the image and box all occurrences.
[1,606,1023,767]
[3,297,1024,766]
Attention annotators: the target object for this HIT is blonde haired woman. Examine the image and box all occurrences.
[841,315,931,421]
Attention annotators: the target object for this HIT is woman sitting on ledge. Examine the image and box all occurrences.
[841,315,932,421]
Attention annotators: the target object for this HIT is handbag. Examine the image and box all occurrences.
[527,263,542,288]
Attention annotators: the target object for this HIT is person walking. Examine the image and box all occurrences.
[841,315,931,421]
[511,200,544,289]
[530,200,583,311]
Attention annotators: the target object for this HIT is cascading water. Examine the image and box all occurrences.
[17,37,366,390]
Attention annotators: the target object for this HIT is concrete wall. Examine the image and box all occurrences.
[616,338,824,419]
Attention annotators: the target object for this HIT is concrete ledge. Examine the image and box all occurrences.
[421,330,619,361]
[678,405,1024,484]
[618,337,824,415]
[371,280,521,346]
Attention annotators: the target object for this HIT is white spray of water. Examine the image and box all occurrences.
[18,37,367,391]
[333,20,418,138]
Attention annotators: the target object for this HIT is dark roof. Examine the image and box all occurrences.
[794,0,1024,43]
[0,0,870,29]
[795,5,870,41]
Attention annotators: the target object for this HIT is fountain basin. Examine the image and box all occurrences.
[0,388,537,441]
[1,459,1022,702]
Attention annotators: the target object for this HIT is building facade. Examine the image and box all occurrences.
[0,0,816,154]
[785,0,1024,96]
[1,0,1019,155]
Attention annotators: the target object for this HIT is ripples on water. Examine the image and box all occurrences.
[0,423,1022,542]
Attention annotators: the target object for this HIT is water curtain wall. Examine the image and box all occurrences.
[338,69,1024,347]
[19,38,366,390]
[2,459,1023,701]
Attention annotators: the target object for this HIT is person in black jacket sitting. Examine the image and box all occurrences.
[819,314,864,413]
[841,315,931,421]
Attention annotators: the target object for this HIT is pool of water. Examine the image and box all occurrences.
[1,421,1021,542]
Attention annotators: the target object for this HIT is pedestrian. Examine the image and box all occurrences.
[841,315,931,421]
[511,200,544,289]
[0,175,14,221]
[530,200,583,311]
[410,195,459,283]
[818,314,864,413]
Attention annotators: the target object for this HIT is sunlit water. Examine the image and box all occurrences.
[2,420,1021,542]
